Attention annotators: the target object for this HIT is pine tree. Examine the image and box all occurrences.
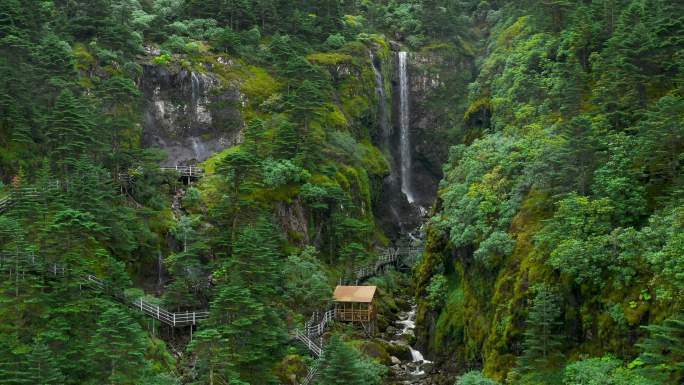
[317,335,384,385]
[89,307,147,384]
[514,285,565,382]
[0,340,30,385]
[189,328,235,385]
[26,341,65,385]
[46,90,97,176]
[637,313,684,383]
[272,119,299,159]
[199,218,287,383]
[164,215,208,310]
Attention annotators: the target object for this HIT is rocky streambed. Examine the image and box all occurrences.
[382,301,436,385]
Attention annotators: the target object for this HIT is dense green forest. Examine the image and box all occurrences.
[0,0,682,385]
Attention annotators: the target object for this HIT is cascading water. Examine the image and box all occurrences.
[398,52,415,204]
[370,50,389,139]
[190,71,200,116]
[387,302,433,382]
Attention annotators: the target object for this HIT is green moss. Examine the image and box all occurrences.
[306,52,353,65]
[496,16,532,48]
[73,43,95,71]
[321,103,348,129]
[240,65,281,103]
[433,284,465,351]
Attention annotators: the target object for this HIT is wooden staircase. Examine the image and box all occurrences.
[292,246,423,384]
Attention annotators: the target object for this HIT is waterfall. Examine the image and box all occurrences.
[398,52,414,203]
[190,72,200,116]
[370,50,389,139]
[392,303,432,378]
[157,250,164,289]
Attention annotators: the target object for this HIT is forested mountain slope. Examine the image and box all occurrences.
[414,1,684,384]
[1,1,683,385]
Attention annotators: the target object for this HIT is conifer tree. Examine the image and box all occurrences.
[212,219,287,382]
[514,285,565,383]
[317,335,385,385]
[637,313,684,383]
[89,307,147,384]
[26,341,65,385]
[0,339,29,385]
[46,90,97,176]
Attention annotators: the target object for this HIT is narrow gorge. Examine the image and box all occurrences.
[1,2,683,385]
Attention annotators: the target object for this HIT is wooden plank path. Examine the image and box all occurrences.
[0,251,209,326]
[119,165,206,182]
[0,166,205,214]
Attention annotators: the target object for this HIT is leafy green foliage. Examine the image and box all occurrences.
[426,274,449,310]
[282,246,332,315]
[563,356,656,385]
[419,1,684,381]
[455,371,502,385]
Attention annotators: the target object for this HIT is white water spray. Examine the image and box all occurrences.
[394,304,432,377]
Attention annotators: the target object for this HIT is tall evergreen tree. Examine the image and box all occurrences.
[89,307,147,384]
[46,90,97,176]
[317,335,385,385]
[514,285,565,383]
[26,341,65,385]
[637,313,684,383]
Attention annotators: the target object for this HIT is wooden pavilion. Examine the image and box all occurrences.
[333,285,377,335]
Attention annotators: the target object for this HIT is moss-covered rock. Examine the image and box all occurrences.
[359,340,391,365]
[275,354,309,385]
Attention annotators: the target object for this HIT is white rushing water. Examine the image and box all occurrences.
[394,304,432,377]
[398,51,415,204]
[190,71,200,115]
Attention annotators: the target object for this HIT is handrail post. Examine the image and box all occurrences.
[156,305,160,319]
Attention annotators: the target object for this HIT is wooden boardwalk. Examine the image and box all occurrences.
[0,165,205,214]
[0,251,208,326]
[1,244,421,385]
[119,165,206,182]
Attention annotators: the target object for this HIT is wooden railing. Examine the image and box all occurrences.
[0,251,208,327]
[293,329,323,357]
[119,165,206,183]
[159,165,205,178]
[301,359,320,385]
[0,165,207,215]
[0,181,62,214]
[354,246,423,283]
[292,245,423,383]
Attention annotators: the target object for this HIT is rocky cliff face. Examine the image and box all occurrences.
[374,44,474,240]
[140,63,243,166]
[402,46,475,207]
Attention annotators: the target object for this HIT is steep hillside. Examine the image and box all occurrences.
[415,1,684,384]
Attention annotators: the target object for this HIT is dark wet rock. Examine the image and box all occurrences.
[361,340,392,365]
[140,64,243,166]
[275,354,308,385]
[385,341,412,362]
